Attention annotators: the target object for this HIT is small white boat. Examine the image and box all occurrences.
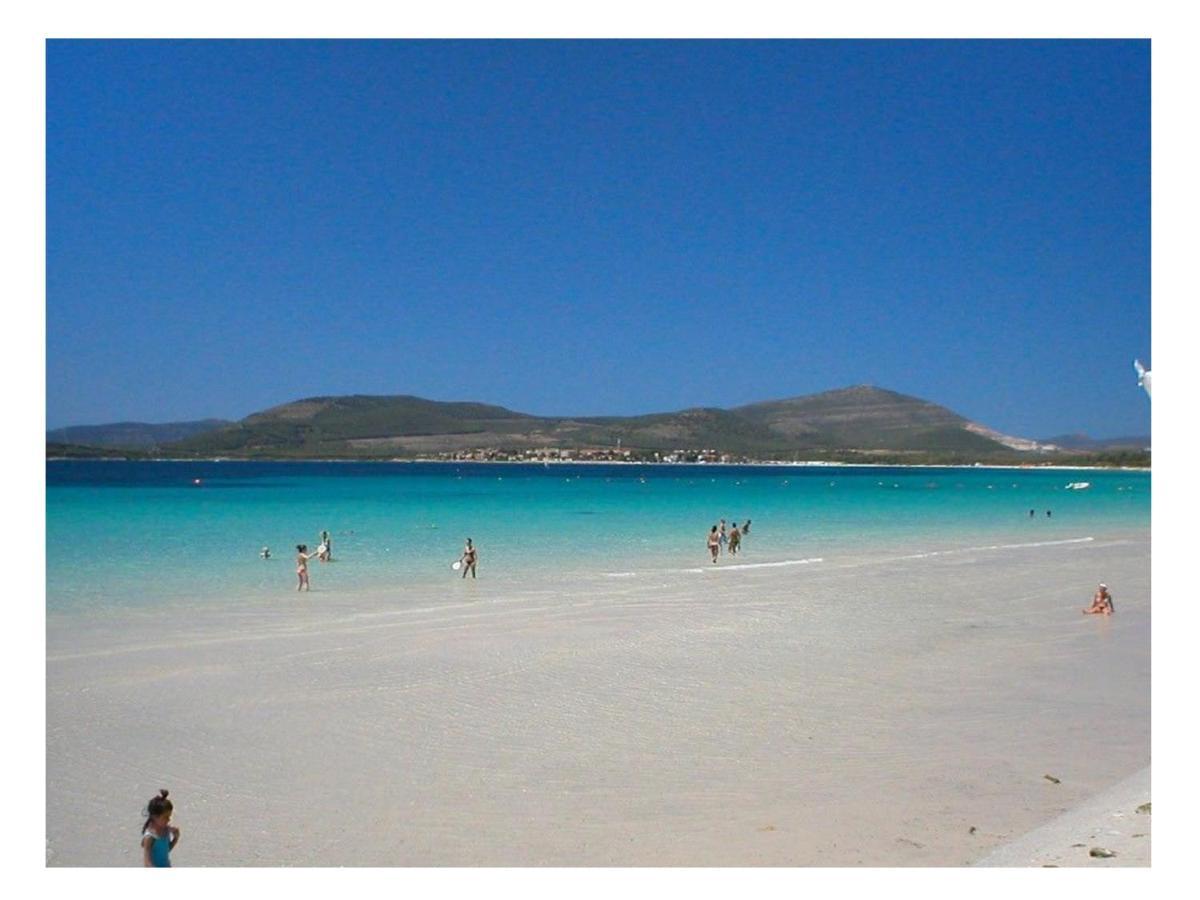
[1064,481,1091,490]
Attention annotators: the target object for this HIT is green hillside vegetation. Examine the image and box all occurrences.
[46,386,1150,467]
[573,408,791,455]
[180,395,541,456]
[162,386,1022,459]
[732,386,1004,453]
[46,442,152,459]
[45,419,231,449]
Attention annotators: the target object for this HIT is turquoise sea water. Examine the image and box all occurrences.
[46,461,1150,612]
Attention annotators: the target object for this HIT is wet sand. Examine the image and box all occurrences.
[46,529,1150,866]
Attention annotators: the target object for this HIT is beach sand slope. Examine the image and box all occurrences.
[47,530,1149,866]
[974,766,1150,866]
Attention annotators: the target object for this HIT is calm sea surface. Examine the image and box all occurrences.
[46,461,1150,612]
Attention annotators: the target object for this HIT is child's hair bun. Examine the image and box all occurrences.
[159,789,169,799]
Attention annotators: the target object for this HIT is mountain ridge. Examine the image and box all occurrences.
[47,386,1079,461]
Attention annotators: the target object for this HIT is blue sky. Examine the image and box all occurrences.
[46,39,1150,438]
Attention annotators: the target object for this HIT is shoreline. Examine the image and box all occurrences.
[46,456,1152,472]
[47,523,1150,622]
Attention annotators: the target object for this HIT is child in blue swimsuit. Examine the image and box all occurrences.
[141,789,180,867]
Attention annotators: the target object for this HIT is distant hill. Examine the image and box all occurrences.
[53,388,1141,463]
[46,419,231,450]
[731,386,1008,453]
[173,396,542,455]
[93,386,1033,460]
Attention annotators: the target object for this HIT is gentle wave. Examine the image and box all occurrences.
[604,537,1099,579]
[672,557,826,575]
[883,536,1095,563]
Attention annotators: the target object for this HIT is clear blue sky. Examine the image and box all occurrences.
[47,39,1150,438]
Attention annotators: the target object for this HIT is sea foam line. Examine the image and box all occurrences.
[882,536,1095,563]
[667,557,826,575]
[612,538,1098,580]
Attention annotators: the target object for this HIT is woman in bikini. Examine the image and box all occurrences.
[460,538,478,579]
[1083,583,1114,615]
[296,544,317,591]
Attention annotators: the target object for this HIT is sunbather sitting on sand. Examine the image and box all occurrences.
[1083,583,1114,616]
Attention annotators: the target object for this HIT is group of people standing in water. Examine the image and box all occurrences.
[266,530,482,590]
[278,515,763,587]
[706,517,750,563]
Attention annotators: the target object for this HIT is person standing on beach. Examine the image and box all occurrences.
[707,526,720,564]
[141,789,179,867]
[296,544,317,591]
[719,519,728,554]
[460,538,478,579]
[728,522,741,556]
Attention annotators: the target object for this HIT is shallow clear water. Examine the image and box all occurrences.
[46,460,1149,612]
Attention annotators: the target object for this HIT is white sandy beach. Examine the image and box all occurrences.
[46,529,1149,866]
[974,766,1150,866]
